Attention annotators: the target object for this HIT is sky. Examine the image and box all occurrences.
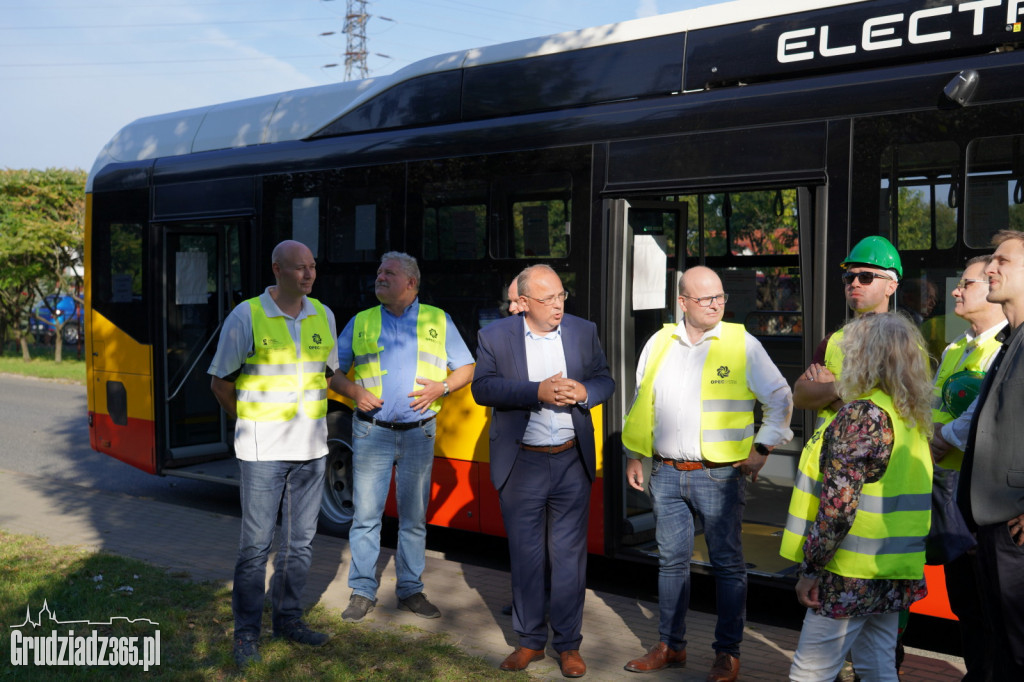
[0,0,727,172]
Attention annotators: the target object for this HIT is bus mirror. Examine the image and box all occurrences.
[942,69,979,108]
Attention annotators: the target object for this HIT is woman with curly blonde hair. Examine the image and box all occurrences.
[783,313,934,681]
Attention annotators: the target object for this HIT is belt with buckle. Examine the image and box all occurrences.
[653,453,733,470]
[520,439,576,454]
[355,411,435,431]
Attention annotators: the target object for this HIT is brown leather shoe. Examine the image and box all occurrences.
[706,651,739,682]
[499,646,544,671]
[624,642,687,672]
[559,650,586,678]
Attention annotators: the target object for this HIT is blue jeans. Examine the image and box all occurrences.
[348,417,436,601]
[648,459,747,655]
[233,456,326,639]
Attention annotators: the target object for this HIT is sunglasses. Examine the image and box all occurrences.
[842,272,893,286]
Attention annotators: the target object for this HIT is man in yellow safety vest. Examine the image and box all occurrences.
[620,266,793,682]
[331,251,474,624]
[209,240,339,667]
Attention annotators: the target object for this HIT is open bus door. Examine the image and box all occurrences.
[605,193,808,581]
[158,221,247,481]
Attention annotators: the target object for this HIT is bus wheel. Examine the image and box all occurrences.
[320,410,355,537]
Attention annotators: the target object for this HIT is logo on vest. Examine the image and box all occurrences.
[428,328,438,339]
[709,365,736,385]
[312,333,322,345]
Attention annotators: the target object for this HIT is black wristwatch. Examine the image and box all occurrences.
[754,443,771,457]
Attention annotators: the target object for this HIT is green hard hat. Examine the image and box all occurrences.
[942,369,985,418]
[842,236,903,279]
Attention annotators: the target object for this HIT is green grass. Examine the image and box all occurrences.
[0,531,510,680]
[0,344,85,384]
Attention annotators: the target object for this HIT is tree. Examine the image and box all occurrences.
[0,169,86,362]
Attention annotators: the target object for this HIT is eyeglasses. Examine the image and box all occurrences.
[524,291,569,306]
[842,271,893,286]
[683,293,729,307]
[956,278,987,290]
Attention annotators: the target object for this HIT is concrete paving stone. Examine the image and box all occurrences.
[0,468,966,680]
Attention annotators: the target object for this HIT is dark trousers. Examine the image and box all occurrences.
[973,523,1024,680]
[499,445,590,653]
[946,550,987,679]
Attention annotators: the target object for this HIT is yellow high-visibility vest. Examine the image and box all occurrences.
[779,389,932,579]
[930,333,1002,471]
[352,304,448,413]
[236,297,333,422]
[622,322,756,463]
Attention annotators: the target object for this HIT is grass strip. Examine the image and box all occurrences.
[0,530,509,680]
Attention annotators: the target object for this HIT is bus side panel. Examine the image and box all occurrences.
[910,565,956,620]
[87,310,156,474]
[89,410,156,474]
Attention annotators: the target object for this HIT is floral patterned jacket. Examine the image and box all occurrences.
[800,400,928,618]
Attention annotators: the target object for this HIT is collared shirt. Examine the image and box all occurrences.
[938,320,1007,450]
[208,287,339,462]
[521,317,576,446]
[631,319,793,461]
[337,297,474,423]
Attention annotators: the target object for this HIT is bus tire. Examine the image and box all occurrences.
[321,408,355,537]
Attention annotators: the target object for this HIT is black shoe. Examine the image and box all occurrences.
[342,595,376,623]
[398,592,441,618]
[273,620,329,646]
[232,636,261,667]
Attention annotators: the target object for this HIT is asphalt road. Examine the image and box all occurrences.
[0,373,241,517]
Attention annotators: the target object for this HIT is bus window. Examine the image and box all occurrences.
[675,190,803,337]
[966,134,1024,248]
[421,180,488,261]
[91,188,148,344]
[880,142,958,251]
[491,173,572,259]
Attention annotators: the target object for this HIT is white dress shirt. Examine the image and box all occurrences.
[522,317,576,446]
[630,320,793,461]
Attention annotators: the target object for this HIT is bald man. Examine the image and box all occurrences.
[209,240,338,666]
[621,266,793,682]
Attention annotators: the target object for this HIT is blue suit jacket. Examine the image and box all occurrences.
[472,313,615,490]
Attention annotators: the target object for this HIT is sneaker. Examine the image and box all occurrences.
[342,594,376,623]
[273,620,329,646]
[232,636,260,667]
[398,592,441,619]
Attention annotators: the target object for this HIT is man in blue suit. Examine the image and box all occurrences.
[472,264,614,678]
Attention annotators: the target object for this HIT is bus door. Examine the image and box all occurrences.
[606,189,810,577]
[604,199,688,556]
[159,221,246,466]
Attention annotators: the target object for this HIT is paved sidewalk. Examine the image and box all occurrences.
[0,468,966,681]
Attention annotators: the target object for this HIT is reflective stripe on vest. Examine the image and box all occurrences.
[928,333,1001,470]
[235,297,333,422]
[622,322,755,462]
[779,389,932,579]
[352,303,448,413]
